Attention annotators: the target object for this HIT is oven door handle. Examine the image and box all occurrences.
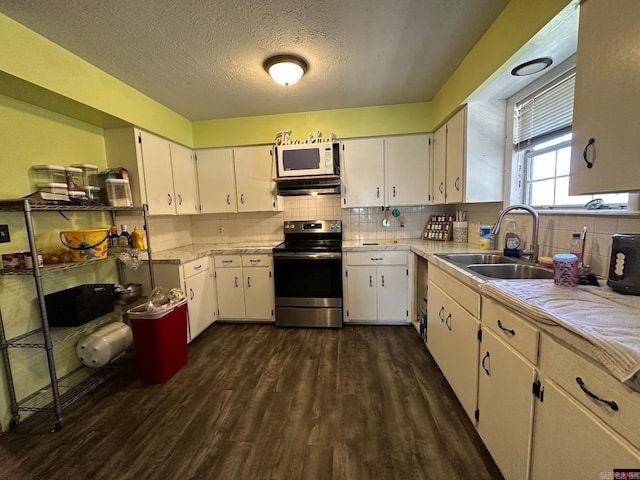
[273,252,342,260]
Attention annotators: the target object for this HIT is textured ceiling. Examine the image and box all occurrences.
[0,0,511,121]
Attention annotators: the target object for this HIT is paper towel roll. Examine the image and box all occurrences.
[77,322,133,368]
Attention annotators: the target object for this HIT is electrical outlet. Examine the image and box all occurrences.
[0,225,10,243]
[218,226,224,234]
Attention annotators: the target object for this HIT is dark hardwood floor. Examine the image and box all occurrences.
[0,325,503,480]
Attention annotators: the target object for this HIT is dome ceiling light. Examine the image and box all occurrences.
[263,54,309,86]
[511,57,553,76]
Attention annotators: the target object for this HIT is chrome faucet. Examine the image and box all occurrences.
[491,204,540,263]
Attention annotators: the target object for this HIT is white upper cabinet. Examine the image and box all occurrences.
[196,145,280,214]
[569,0,640,194]
[432,101,505,205]
[341,134,431,208]
[385,134,432,206]
[104,127,197,216]
[233,145,279,212]
[196,148,237,214]
[169,142,199,215]
[341,137,385,208]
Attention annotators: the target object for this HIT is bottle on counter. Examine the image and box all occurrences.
[570,232,583,263]
[131,226,145,250]
[503,218,522,257]
[118,225,132,247]
[108,226,119,247]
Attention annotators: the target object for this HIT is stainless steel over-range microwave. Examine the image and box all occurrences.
[275,142,340,178]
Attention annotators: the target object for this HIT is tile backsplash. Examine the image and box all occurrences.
[128,195,639,279]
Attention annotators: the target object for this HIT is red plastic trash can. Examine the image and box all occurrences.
[127,299,188,383]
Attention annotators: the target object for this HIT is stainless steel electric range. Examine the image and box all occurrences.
[272,220,343,328]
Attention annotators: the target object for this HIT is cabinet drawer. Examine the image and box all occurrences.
[214,255,242,268]
[346,251,407,266]
[182,257,210,279]
[428,265,479,318]
[482,297,539,365]
[540,335,640,449]
[241,254,272,268]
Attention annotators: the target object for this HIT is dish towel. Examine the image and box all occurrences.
[480,279,640,386]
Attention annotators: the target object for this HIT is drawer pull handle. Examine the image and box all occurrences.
[381,275,385,287]
[247,276,251,288]
[439,182,444,194]
[438,306,445,322]
[576,377,619,411]
[376,187,380,198]
[178,194,183,205]
[194,264,202,271]
[226,194,231,205]
[369,275,373,287]
[497,320,515,336]
[371,257,383,261]
[234,276,238,288]
[189,288,195,301]
[222,260,233,264]
[445,313,452,331]
[482,352,490,375]
[250,259,261,265]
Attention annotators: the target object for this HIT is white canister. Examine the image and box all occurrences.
[76,322,133,368]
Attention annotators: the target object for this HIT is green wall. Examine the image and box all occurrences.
[193,103,431,148]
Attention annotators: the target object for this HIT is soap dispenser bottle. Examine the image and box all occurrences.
[503,218,522,257]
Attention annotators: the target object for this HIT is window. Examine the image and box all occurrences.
[511,67,628,208]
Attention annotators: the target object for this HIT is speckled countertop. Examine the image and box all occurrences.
[146,242,280,264]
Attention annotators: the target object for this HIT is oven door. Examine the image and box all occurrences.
[273,251,343,327]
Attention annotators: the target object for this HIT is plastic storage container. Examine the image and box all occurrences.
[127,300,188,383]
[71,164,99,187]
[553,253,579,288]
[65,166,84,190]
[44,284,115,327]
[83,186,102,203]
[32,165,66,185]
[105,178,133,207]
[37,182,69,195]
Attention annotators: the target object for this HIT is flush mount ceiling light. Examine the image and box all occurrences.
[263,54,308,86]
[511,57,553,76]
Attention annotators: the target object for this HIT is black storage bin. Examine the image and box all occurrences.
[44,284,115,327]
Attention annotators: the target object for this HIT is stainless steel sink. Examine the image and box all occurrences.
[467,263,554,279]
[439,253,524,265]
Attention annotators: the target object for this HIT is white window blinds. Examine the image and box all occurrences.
[513,70,575,149]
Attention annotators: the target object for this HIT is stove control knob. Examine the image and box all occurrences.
[330,223,338,231]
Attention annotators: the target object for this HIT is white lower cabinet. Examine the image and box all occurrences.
[426,278,479,421]
[477,328,536,480]
[344,251,409,324]
[530,379,640,479]
[214,254,274,322]
[151,257,216,343]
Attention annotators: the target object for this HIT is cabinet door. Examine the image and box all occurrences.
[184,270,215,342]
[426,281,449,371]
[345,265,377,321]
[139,131,175,215]
[385,134,431,206]
[443,288,480,421]
[196,148,237,213]
[215,267,246,319]
[376,265,408,322]
[341,138,385,208]
[432,125,447,205]
[170,143,199,215]
[477,328,536,480]
[243,267,273,321]
[445,108,465,204]
[234,145,277,212]
[569,0,640,194]
[530,380,640,479]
